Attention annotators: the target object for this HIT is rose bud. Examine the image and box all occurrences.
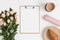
[5,10,7,13]
[9,8,13,15]
[6,12,10,16]
[0,18,4,25]
[0,18,3,21]
[7,19,10,23]
[10,16,13,20]
[0,22,3,25]
[9,11,14,15]
[1,13,5,18]
[14,14,18,19]
[9,8,13,11]
[3,22,6,26]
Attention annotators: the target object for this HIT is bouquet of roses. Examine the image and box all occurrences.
[0,8,19,40]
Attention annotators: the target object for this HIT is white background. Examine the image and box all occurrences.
[0,0,60,40]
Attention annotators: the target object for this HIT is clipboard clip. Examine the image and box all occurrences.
[25,6,27,9]
[25,6,35,9]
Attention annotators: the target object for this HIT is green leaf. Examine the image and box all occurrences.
[0,33,3,36]
[7,19,16,32]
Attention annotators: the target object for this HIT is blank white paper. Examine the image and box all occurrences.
[20,6,40,34]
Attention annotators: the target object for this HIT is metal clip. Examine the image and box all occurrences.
[25,6,27,9]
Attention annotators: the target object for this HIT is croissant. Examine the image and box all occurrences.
[47,29,58,40]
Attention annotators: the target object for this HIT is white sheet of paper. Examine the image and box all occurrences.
[20,6,40,34]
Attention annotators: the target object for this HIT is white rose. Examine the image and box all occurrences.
[9,11,13,15]
[3,22,6,26]
[15,14,18,19]
[0,18,3,21]
[1,13,5,18]
[0,18,3,25]
[6,12,10,16]
[10,17,13,20]
[7,19,10,23]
